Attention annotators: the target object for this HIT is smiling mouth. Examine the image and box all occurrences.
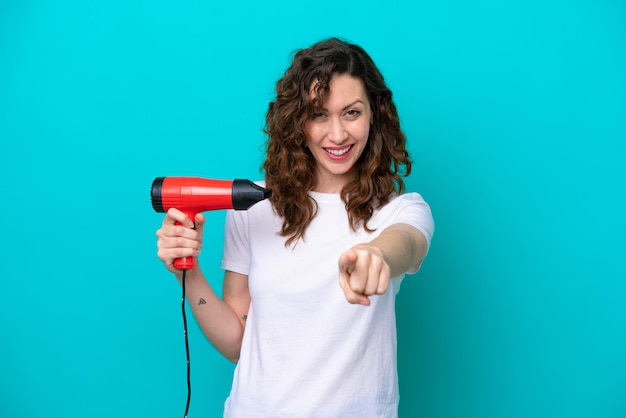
[324,145,353,156]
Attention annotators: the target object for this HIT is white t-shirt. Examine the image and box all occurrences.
[221,190,434,418]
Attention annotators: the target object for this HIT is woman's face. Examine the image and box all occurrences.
[305,74,372,193]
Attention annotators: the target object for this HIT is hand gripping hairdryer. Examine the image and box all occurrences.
[151,176,271,270]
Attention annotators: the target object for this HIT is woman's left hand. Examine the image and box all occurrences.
[338,244,391,306]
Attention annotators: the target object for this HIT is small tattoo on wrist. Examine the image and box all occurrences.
[198,298,207,305]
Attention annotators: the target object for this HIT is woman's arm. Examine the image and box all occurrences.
[178,268,250,363]
[338,223,428,305]
[156,208,250,362]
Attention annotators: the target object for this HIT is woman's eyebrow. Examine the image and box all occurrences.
[342,99,365,111]
[318,99,366,112]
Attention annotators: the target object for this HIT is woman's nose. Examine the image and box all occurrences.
[328,117,348,143]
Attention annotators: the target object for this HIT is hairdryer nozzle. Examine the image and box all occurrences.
[232,179,273,210]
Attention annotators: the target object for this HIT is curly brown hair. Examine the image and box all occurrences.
[262,37,412,246]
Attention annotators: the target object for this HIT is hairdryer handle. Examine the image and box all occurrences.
[173,211,197,270]
[173,244,195,270]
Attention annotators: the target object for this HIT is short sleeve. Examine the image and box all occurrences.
[220,209,251,275]
[394,193,434,245]
[391,193,435,274]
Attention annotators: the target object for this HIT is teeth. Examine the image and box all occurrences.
[325,146,351,156]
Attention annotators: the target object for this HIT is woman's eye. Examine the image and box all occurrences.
[346,109,361,117]
[312,112,326,119]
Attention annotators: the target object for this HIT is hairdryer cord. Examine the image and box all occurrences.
[181,269,191,418]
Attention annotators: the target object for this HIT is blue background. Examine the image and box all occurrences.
[1,1,625,417]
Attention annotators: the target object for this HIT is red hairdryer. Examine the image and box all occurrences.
[151,176,271,270]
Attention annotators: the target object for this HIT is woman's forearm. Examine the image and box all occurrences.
[175,268,245,363]
[369,223,428,277]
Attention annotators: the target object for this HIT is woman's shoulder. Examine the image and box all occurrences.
[382,191,434,242]
[386,191,429,207]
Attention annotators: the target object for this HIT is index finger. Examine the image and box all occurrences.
[165,208,195,228]
[338,250,359,273]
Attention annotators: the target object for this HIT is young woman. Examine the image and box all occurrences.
[156,37,434,417]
